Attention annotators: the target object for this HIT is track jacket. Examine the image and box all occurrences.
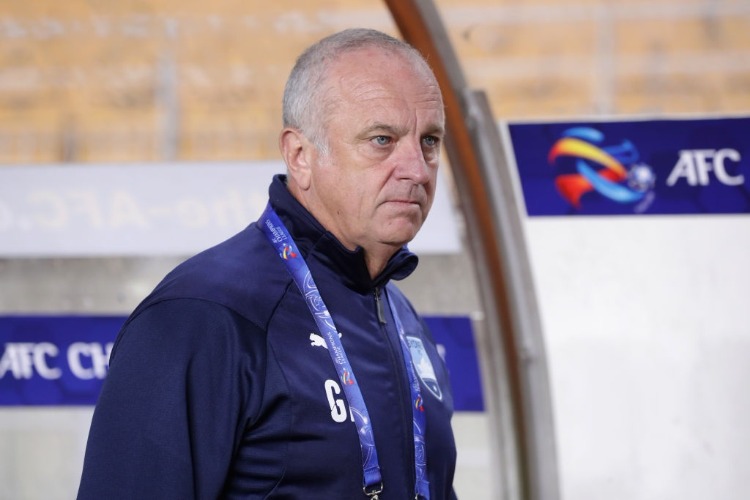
[78,175,458,499]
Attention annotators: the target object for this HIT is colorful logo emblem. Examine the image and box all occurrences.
[280,244,297,260]
[341,368,355,386]
[548,127,656,208]
[415,395,424,412]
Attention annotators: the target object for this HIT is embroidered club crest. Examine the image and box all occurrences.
[406,336,443,401]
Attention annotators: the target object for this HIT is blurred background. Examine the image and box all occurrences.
[2,0,748,165]
[1,1,749,499]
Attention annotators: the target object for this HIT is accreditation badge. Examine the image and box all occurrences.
[406,336,443,401]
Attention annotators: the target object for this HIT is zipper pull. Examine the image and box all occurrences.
[374,287,387,325]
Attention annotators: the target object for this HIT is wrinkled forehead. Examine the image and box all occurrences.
[323,47,445,120]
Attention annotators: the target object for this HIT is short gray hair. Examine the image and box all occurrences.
[282,28,438,152]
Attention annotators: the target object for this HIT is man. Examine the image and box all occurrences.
[78,28,457,499]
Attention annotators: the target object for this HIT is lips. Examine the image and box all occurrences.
[383,192,426,206]
[380,186,429,211]
[382,199,423,211]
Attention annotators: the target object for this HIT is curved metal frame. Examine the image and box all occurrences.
[383,1,561,499]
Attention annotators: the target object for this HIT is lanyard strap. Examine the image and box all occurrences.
[260,203,430,499]
[389,297,430,499]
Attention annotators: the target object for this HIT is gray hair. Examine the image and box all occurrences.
[281,28,438,153]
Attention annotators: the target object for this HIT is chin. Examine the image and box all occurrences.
[375,214,424,246]
[384,227,421,248]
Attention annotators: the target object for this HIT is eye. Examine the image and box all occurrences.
[422,135,440,148]
[372,135,392,146]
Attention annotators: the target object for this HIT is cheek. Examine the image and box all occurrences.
[344,171,381,204]
[423,175,438,212]
[421,167,438,193]
[330,177,365,216]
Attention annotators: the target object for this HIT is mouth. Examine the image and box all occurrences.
[385,197,423,206]
[382,200,423,213]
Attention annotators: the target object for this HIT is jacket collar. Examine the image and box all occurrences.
[267,174,418,292]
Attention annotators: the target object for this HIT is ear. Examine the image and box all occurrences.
[279,127,314,191]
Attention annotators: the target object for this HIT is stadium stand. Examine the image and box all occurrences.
[0,0,748,163]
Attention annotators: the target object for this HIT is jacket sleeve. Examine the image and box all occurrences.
[77,299,263,499]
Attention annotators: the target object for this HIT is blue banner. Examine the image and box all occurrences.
[0,316,122,406]
[424,316,484,412]
[0,315,484,411]
[509,116,750,216]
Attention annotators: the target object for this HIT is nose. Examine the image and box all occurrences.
[395,138,432,185]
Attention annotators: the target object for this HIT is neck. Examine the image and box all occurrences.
[363,244,400,280]
[286,177,400,280]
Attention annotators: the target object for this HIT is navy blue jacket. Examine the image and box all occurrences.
[78,175,457,499]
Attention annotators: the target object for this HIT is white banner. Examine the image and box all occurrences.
[0,161,460,257]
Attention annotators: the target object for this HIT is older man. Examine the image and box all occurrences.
[78,28,457,499]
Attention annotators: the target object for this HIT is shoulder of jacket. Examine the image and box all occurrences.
[129,224,294,334]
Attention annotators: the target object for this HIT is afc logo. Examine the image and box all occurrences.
[666,148,744,187]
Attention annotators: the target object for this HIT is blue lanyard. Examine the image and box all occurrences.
[391,290,431,499]
[260,203,430,499]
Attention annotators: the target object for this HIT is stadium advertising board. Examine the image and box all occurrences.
[0,161,460,257]
[508,116,749,216]
[0,315,483,411]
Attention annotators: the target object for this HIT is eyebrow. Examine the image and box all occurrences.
[424,124,446,138]
[358,123,403,138]
[358,122,445,139]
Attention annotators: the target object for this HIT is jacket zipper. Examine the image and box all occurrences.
[374,286,387,325]
[374,285,417,495]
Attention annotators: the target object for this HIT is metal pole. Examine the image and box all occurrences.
[383,2,561,499]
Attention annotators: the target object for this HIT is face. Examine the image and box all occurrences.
[302,47,445,256]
